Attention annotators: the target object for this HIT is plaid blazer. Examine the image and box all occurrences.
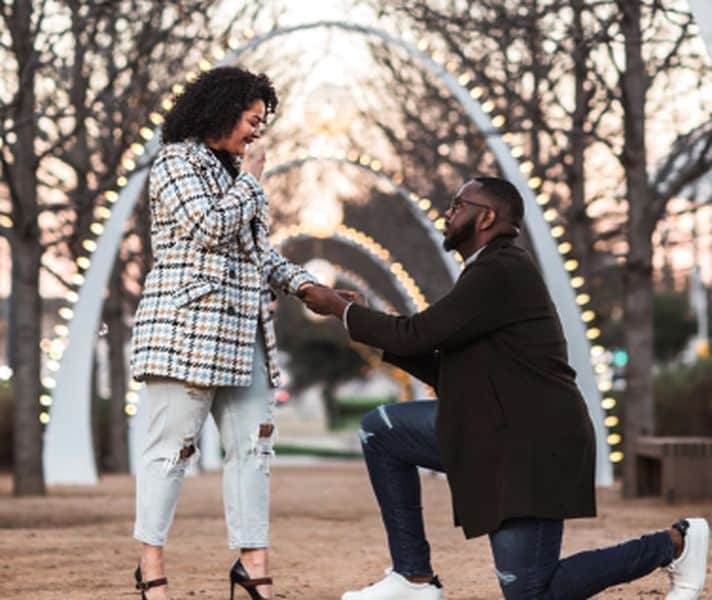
[130,139,314,387]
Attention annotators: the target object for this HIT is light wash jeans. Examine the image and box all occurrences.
[133,335,275,549]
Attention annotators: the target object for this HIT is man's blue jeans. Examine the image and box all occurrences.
[359,401,675,599]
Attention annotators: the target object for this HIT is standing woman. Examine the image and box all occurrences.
[130,67,315,600]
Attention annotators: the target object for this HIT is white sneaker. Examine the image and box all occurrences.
[341,569,444,600]
[665,518,710,599]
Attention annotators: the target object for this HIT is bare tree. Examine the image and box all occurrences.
[0,0,46,495]
[0,0,262,491]
[606,0,712,494]
[364,0,712,494]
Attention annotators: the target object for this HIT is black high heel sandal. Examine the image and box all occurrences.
[229,559,272,600]
[134,563,168,599]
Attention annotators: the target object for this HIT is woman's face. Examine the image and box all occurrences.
[214,99,267,156]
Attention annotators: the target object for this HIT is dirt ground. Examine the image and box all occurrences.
[0,462,710,599]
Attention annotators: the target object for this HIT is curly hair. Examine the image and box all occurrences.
[161,66,278,144]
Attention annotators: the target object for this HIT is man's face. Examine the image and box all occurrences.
[442,181,496,252]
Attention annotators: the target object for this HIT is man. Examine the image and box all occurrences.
[301,176,709,600]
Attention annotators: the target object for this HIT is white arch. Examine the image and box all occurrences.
[264,156,460,281]
[45,20,611,486]
[276,227,429,400]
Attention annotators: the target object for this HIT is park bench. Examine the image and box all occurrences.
[635,436,712,503]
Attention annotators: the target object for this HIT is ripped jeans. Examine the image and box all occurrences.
[133,338,275,550]
[360,401,674,598]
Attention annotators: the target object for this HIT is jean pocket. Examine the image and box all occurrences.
[183,383,215,401]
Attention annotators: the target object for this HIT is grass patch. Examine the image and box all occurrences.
[274,444,362,459]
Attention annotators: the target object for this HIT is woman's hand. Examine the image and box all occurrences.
[243,146,266,179]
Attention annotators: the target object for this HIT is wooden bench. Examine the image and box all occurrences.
[635,436,712,502]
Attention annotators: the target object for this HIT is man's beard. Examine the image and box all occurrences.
[443,215,476,252]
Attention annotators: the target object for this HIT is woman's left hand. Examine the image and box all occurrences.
[243,146,266,179]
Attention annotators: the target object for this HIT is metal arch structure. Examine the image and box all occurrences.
[274,225,426,313]
[317,264,424,402]
[688,0,712,58]
[45,20,611,486]
[264,156,460,281]
[275,227,429,399]
[227,21,611,486]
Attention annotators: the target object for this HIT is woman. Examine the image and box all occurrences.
[130,66,316,600]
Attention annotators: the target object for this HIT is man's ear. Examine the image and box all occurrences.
[479,208,497,230]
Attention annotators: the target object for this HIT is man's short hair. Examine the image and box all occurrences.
[473,176,525,227]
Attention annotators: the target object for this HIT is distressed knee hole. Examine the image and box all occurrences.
[359,405,393,442]
[162,437,200,474]
[249,423,277,474]
[179,443,195,460]
[495,567,517,586]
[259,423,274,438]
[359,428,375,445]
[377,405,393,429]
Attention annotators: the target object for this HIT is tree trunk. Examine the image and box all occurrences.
[618,0,656,497]
[104,262,129,473]
[11,236,45,496]
[567,0,595,283]
[8,0,45,496]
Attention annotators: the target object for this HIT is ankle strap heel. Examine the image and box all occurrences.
[229,559,272,600]
[134,563,168,599]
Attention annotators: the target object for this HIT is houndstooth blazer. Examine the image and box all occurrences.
[130,139,315,388]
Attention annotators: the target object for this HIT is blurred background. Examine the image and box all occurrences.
[0,0,710,498]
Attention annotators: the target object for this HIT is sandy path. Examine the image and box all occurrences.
[0,463,710,599]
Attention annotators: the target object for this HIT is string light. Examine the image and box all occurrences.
[581,310,596,322]
[273,223,428,311]
[602,397,617,410]
[544,209,558,222]
[76,257,91,270]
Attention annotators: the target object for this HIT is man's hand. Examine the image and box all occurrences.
[335,289,367,307]
[296,282,315,299]
[301,285,349,317]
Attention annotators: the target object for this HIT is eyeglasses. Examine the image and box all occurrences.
[447,196,497,215]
